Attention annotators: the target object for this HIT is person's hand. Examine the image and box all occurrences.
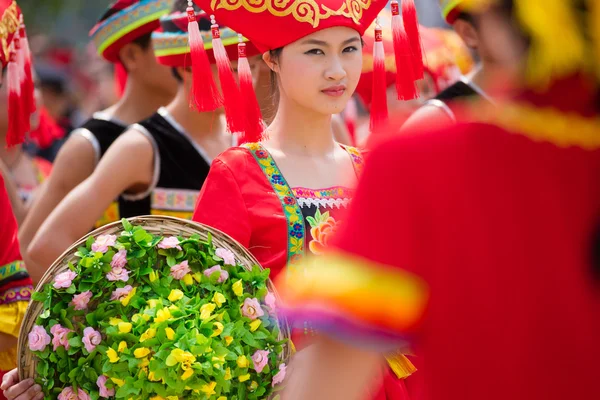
[1,370,43,400]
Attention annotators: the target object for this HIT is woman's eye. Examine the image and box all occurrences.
[305,49,325,55]
[343,46,358,53]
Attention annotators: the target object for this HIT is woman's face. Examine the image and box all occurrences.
[273,26,363,116]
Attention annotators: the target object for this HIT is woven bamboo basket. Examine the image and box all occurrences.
[18,215,291,382]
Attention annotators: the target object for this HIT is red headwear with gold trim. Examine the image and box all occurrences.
[1,0,35,147]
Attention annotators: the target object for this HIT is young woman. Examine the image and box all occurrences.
[191,0,422,397]
[25,0,261,282]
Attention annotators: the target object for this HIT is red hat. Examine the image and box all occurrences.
[152,9,259,67]
[1,0,36,147]
[89,0,174,63]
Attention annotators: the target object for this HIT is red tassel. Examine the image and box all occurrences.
[7,46,24,147]
[20,22,36,115]
[211,15,245,134]
[187,3,222,111]
[391,1,418,100]
[402,0,424,80]
[370,22,389,133]
[237,34,264,144]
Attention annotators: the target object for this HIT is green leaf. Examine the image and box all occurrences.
[167,256,176,267]
[122,218,133,232]
[66,284,77,294]
[68,336,82,348]
[86,236,95,249]
[31,291,47,302]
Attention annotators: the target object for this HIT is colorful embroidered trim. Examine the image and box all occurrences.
[91,0,173,55]
[0,1,19,66]
[340,144,365,177]
[278,251,429,334]
[292,186,355,200]
[242,143,305,270]
[153,27,245,57]
[0,285,33,304]
[95,201,121,229]
[0,261,26,282]
[151,187,199,212]
[210,0,373,27]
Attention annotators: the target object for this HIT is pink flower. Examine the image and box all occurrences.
[252,349,270,373]
[241,298,265,320]
[272,363,287,386]
[106,266,130,282]
[28,325,51,352]
[91,234,117,253]
[97,375,115,398]
[50,324,72,351]
[77,389,91,400]
[110,285,133,301]
[57,387,77,400]
[53,270,77,289]
[110,249,127,269]
[71,291,93,311]
[170,260,191,280]
[158,236,182,250]
[203,265,229,283]
[265,292,277,311]
[215,247,236,266]
[82,327,101,353]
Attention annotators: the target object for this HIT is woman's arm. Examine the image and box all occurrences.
[0,159,26,225]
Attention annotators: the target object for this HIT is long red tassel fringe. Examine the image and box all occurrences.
[402,0,424,80]
[391,0,418,100]
[237,35,264,144]
[370,23,389,133]
[7,46,24,147]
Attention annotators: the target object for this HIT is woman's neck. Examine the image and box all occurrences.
[266,95,337,156]
[165,87,226,140]
[110,78,172,124]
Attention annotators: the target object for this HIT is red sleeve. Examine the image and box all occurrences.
[193,156,252,248]
[0,174,21,267]
[278,136,430,342]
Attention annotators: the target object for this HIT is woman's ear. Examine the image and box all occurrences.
[262,51,278,72]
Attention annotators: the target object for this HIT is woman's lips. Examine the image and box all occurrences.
[321,85,346,97]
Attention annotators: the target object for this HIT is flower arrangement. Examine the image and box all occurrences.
[26,219,288,399]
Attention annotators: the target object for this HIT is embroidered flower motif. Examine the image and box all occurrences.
[28,325,51,352]
[307,210,338,256]
[271,174,284,185]
[71,291,93,311]
[284,196,296,205]
[158,236,182,251]
[54,270,77,289]
[255,149,268,159]
[91,234,117,253]
[170,260,191,280]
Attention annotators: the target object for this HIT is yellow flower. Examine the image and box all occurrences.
[200,303,216,321]
[166,349,196,371]
[181,368,194,381]
[168,289,184,302]
[118,341,128,352]
[224,368,232,380]
[142,313,151,322]
[211,322,224,338]
[213,292,226,308]
[154,308,172,323]
[217,397,227,400]
[200,382,217,396]
[118,322,132,333]
[224,336,233,346]
[147,299,161,308]
[249,320,261,332]
[193,272,203,283]
[134,348,151,358]
[148,370,160,382]
[168,304,179,312]
[165,327,175,340]
[238,374,251,382]
[150,397,164,400]
[121,287,137,306]
[139,357,150,368]
[232,280,243,297]
[149,270,158,283]
[131,314,142,323]
[212,354,226,364]
[166,397,178,400]
[237,355,250,368]
[106,348,120,363]
[183,274,194,286]
[109,317,122,326]
[140,328,156,342]
[250,381,258,391]
[216,312,225,322]
[111,377,125,387]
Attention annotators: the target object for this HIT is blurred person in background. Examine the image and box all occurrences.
[402,0,497,130]
[18,0,176,274]
[279,1,600,400]
[24,0,260,283]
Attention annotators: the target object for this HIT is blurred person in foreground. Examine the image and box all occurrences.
[0,1,36,398]
[279,1,600,400]
[402,0,498,131]
[18,0,176,280]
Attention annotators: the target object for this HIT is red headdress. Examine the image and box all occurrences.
[1,0,35,147]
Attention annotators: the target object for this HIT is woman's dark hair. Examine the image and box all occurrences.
[172,67,183,83]
[131,32,153,51]
[268,47,283,104]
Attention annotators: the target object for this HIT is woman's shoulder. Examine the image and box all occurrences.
[212,143,263,175]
